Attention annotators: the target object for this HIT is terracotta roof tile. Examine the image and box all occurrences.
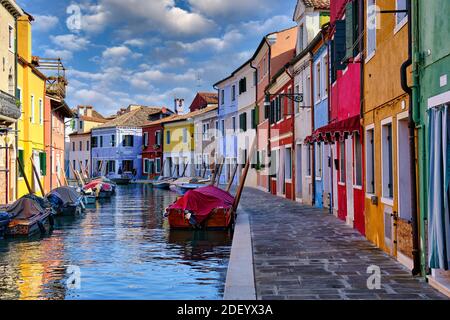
[95,106,163,129]
[303,0,330,9]
[144,105,218,127]
[198,92,218,104]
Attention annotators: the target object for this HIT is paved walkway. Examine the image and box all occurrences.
[232,187,447,300]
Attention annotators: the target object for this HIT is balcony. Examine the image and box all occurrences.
[35,57,67,99]
[0,89,21,122]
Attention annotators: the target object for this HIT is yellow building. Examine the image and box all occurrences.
[363,0,415,270]
[16,14,47,197]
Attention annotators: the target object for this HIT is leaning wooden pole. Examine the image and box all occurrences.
[17,157,33,194]
[226,163,239,192]
[202,162,207,178]
[30,157,46,196]
[208,159,219,185]
[215,160,225,187]
[232,139,256,213]
[56,174,63,188]
[69,160,81,186]
[181,162,188,177]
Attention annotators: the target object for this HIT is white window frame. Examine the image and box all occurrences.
[315,142,323,180]
[30,95,35,123]
[39,99,43,125]
[322,53,329,99]
[285,147,292,181]
[366,0,377,63]
[314,60,321,104]
[8,25,14,52]
[381,117,394,205]
[394,0,408,34]
[365,124,375,196]
[143,132,149,147]
[353,131,363,188]
[155,158,161,174]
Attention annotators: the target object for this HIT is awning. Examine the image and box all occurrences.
[304,115,361,144]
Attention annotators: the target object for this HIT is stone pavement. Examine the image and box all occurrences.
[236,187,447,300]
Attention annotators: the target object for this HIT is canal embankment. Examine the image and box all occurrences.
[225,187,447,300]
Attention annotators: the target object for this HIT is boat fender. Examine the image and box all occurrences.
[37,220,46,234]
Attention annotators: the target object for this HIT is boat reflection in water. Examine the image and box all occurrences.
[0,184,232,300]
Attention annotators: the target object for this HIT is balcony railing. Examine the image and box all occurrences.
[35,57,67,99]
[0,89,21,121]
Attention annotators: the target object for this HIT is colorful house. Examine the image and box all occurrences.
[251,27,298,193]
[0,0,23,203]
[414,0,450,293]
[213,74,238,185]
[91,105,162,179]
[140,107,174,178]
[363,0,413,268]
[266,66,295,200]
[17,13,47,197]
[68,106,107,179]
[189,92,218,112]
[326,0,364,234]
[292,0,330,205]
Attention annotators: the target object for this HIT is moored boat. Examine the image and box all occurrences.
[107,172,133,185]
[46,186,84,216]
[83,180,114,199]
[1,195,54,237]
[164,185,235,230]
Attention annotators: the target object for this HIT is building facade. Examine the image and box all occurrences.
[193,104,218,178]
[0,0,22,203]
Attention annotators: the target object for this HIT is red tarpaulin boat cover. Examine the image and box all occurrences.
[83,181,113,191]
[304,115,361,144]
[168,185,235,224]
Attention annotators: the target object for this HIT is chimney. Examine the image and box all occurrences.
[86,106,93,117]
[175,98,185,115]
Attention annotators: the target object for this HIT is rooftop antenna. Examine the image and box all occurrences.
[196,72,201,89]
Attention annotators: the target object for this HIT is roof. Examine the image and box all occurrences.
[69,130,91,137]
[95,106,163,129]
[198,92,218,104]
[80,115,108,123]
[293,0,330,21]
[144,104,218,127]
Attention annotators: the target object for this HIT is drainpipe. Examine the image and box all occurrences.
[265,37,272,193]
[286,66,296,200]
[309,52,316,206]
[15,18,19,201]
[400,0,420,276]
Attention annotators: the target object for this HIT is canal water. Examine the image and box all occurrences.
[0,184,232,300]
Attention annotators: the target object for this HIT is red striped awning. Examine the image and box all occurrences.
[304,115,361,144]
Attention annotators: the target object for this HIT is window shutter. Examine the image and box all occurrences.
[334,20,347,70]
[345,1,354,60]
[39,152,47,176]
[243,77,247,93]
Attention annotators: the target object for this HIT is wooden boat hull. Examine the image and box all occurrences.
[166,207,234,230]
[110,178,131,185]
[5,210,53,237]
[97,190,113,199]
[57,203,82,216]
[84,195,96,205]
[153,182,171,190]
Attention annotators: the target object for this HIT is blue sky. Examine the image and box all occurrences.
[17,0,297,116]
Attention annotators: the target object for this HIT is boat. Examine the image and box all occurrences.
[83,180,114,199]
[174,183,206,195]
[46,186,84,216]
[83,194,97,205]
[153,176,175,190]
[164,185,236,230]
[107,172,133,185]
[0,194,54,237]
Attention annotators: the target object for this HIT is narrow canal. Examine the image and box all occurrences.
[0,184,232,300]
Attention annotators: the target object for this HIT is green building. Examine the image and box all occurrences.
[413,0,450,295]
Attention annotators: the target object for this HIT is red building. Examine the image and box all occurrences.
[189,92,218,112]
[328,0,365,234]
[141,107,174,178]
[266,67,295,200]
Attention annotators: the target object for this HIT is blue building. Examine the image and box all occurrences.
[214,76,238,185]
[91,105,165,179]
[312,41,330,209]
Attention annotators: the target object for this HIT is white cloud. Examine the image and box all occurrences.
[123,39,146,47]
[51,34,90,51]
[173,29,243,52]
[33,15,59,32]
[101,46,142,64]
[242,15,294,35]
[43,49,73,61]
[188,0,271,18]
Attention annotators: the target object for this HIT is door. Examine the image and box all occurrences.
[345,138,354,226]
[296,143,302,199]
[337,141,347,221]
[32,151,40,193]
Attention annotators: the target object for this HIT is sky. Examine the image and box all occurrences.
[17,0,297,116]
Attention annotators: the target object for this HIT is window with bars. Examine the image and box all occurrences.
[354,132,363,186]
[339,141,346,183]
[365,128,375,193]
[382,122,394,199]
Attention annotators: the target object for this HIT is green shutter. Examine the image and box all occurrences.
[18,150,24,177]
[345,1,354,60]
[39,152,47,176]
[334,20,347,70]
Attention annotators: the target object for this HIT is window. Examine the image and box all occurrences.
[263,57,267,75]
[182,128,187,143]
[155,158,161,173]
[339,141,346,183]
[395,0,407,27]
[155,130,162,145]
[39,99,43,125]
[239,78,247,94]
[39,152,47,176]
[72,142,75,152]
[345,0,360,59]
[100,136,103,148]
[8,25,13,51]
[251,108,257,129]
[221,119,225,137]
[79,120,83,130]
[143,132,149,147]
[202,124,208,140]
[232,117,236,133]
[111,134,116,147]
[79,141,82,151]
[16,87,22,109]
[73,160,77,173]
[221,90,225,105]
[366,128,375,193]
[215,121,219,137]
[231,85,236,101]
[382,122,394,199]
[239,113,247,132]
[366,0,377,58]
[316,143,323,178]
[306,145,312,177]
[143,159,151,174]
[31,95,35,123]
[298,24,304,51]
[87,140,90,151]
[107,160,116,174]
[122,160,134,172]
[253,71,257,86]
[18,149,24,177]
[91,136,98,148]
[354,132,363,186]
[285,147,292,180]
[166,130,171,144]
[323,54,329,97]
[315,61,321,102]
[122,135,134,147]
